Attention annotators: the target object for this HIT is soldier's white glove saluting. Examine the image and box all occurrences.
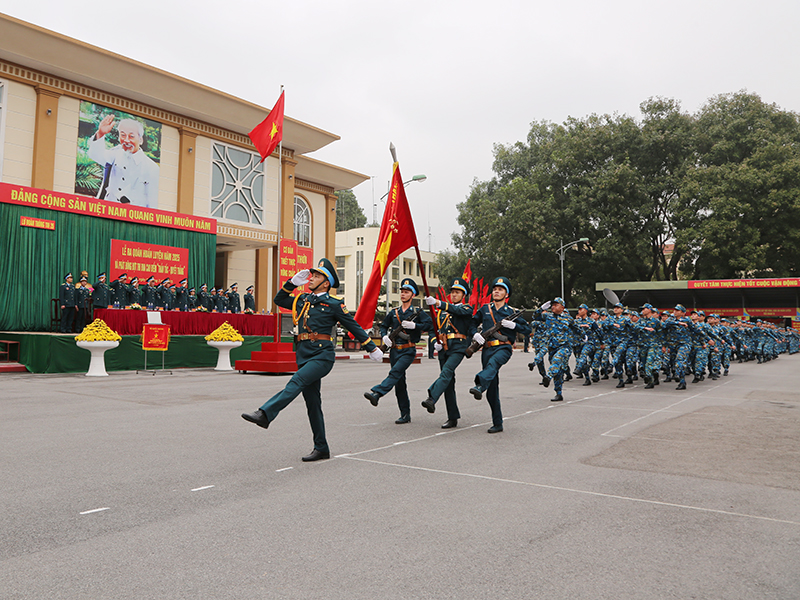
[369,348,384,362]
[473,332,485,345]
[425,296,439,307]
[382,335,393,348]
[291,269,311,286]
[401,320,416,329]
[434,341,443,351]
[501,319,516,329]
[540,301,552,311]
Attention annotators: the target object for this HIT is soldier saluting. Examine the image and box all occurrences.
[469,277,530,433]
[242,259,383,462]
[365,277,432,424]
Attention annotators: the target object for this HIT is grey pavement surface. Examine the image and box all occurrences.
[2,351,799,599]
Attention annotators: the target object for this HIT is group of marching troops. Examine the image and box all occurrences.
[239,262,799,462]
[58,271,257,333]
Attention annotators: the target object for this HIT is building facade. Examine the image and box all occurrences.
[0,14,367,317]
[335,227,439,311]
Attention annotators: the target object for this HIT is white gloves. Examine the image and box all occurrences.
[382,335,393,348]
[434,342,443,351]
[540,301,552,311]
[501,319,516,329]
[290,269,311,286]
[425,296,439,307]
[401,320,416,329]
[369,348,384,362]
[473,332,485,345]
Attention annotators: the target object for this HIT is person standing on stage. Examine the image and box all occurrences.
[141,276,157,309]
[242,259,383,461]
[76,276,91,331]
[157,277,171,310]
[175,278,189,311]
[468,277,530,433]
[92,272,110,310]
[244,285,256,312]
[59,273,77,333]
[421,278,475,429]
[187,287,198,311]
[365,277,432,424]
[198,284,210,311]
[128,277,141,306]
[215,288,229,313]
[110,273,129,308]
[228,283,241,314]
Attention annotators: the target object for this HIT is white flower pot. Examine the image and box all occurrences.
[207,340,242,371]
[76,340,120,377]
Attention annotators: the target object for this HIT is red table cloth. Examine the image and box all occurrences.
[94,309,278,337]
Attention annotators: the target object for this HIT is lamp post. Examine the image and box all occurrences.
[372,174,427,224]
[556,237,589,301]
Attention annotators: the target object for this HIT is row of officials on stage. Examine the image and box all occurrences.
[58,272,257,333]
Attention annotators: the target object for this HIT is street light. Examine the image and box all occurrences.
[372,174,427,224]
[556,237,590,301]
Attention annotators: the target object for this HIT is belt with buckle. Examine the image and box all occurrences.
[486,340,512,347]
[297,333,332,342]
[445,333,466,340]
[395,342,416,350]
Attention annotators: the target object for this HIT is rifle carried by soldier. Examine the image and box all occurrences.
[380,309,422,352]
[465,308,523,358]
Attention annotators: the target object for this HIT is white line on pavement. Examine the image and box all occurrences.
[190,485,215,492]
[79,507,110,515]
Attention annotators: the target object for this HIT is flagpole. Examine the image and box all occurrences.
[414,243,440,339]
[277,84,284,241]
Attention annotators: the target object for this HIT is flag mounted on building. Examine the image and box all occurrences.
[248,91,285,163]
[354,162,419,332]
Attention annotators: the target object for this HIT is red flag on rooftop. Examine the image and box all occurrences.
[354,162,419,332]
[248,91,285,163]
[462,259,472,282]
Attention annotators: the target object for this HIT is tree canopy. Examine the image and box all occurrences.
[452,91,800,307]
[335,189,367,231]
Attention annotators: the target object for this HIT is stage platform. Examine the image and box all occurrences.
[0,332,293,374]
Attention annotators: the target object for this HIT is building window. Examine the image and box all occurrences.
[211,142,264,225]
[0,80,6,180]
[392,281,398,294]
[335,255,346,296]
[416,263,421,276]
[293,196,311,247]
[392,267,399,281]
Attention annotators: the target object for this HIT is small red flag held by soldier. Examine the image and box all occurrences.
[462,259,472,282]
[248,91,285,163]
[354,161,419,332]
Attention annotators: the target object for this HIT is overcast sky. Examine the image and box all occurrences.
[3,1,799,252]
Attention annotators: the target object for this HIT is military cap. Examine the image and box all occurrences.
[210,287,216,293]
[674,304,686,312]
[696,310,705,316]
[147,276,155,283]
[201,283,207,289]
[450,277,470,296]
[130,277,138,284]
[97,272,107,279]
[623,308,631,315]
[180,278,187,285]
[590,308,599,315]
[400,278,419,295]
[491,277,511,297]
[161,278,170,285]
[246,285,254,291]
[79,276,87,282]
[553,297,565,306]
[118,273,128,279]
[578,303,589,310]
[641,303,654,311]
[189,287,195,293]
[613,302,624,309]
[230,282,238,288]
[64,272,72,280]
[310,258,339,288]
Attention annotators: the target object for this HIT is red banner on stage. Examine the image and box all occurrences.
[0,182,216,234]
[688,278,800,290]
[20,215,55,230]
[277,238,313,313]
[142,323,171,351]
[110,239,189,282]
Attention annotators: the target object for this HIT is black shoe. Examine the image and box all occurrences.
[395,414,410,424]
[551,394,564,402]
[582,377,592,386]
[364,391,380,407]
[723,370,729,376]
[540,376,551,388]
[421,397,436,413]
[564,373,572,382]
[241,409,270,429]
[654,373,660,386]
[441,419,458,429]
[624,377,633,384]
[616,380,625,388]
[632,375,639,381]
[644,381,655,389]
[664,375,672,382]
[487,425,503,433]
[691,376,701,384]
[601,374,609,380]
[591,375,600,383]
[302,449,330,462]
[469,386,483,401]
[528,362,536,371]
[676,381,686,390]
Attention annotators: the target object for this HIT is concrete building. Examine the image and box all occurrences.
[0,14,367,316]
[335,226,439,311]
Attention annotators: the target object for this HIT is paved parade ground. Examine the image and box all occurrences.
[2,351,799,599]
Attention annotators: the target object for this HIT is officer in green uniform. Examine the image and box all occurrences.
[76,276,91,331]
[128,277,141,306]
[157,278,171,310]
[215,288,229,313]
[228,283,241,314]
[244,285,256,312]
[198,284,210,311]
[92,272,110,310]
[175,278,189,311]
[187,287,198,311]
[59,273,77,333]
[242,258,383,461]
[110,273,129,308]
[142,276,157,309]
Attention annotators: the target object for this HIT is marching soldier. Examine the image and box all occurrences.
[59,273,77,333]
[242,258,383,461]
[634,303,662,389]
[532,297,580,402]
[91,272,110,310]
[663,304,694,390]
[228,283,241,314]
[574,304,601,386]
[365,277,433,424]
[421,278,475,428]
[468,277,530,433]
[244,285,256,312]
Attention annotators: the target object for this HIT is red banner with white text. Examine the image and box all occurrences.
[110,239,189,282]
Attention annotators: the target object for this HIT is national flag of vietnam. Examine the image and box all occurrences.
[248,91,285,163]
[354,162,419,332]
[462,259,472,282]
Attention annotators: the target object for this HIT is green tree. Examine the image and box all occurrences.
[432,249,470,290]
[335,189,367,231]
